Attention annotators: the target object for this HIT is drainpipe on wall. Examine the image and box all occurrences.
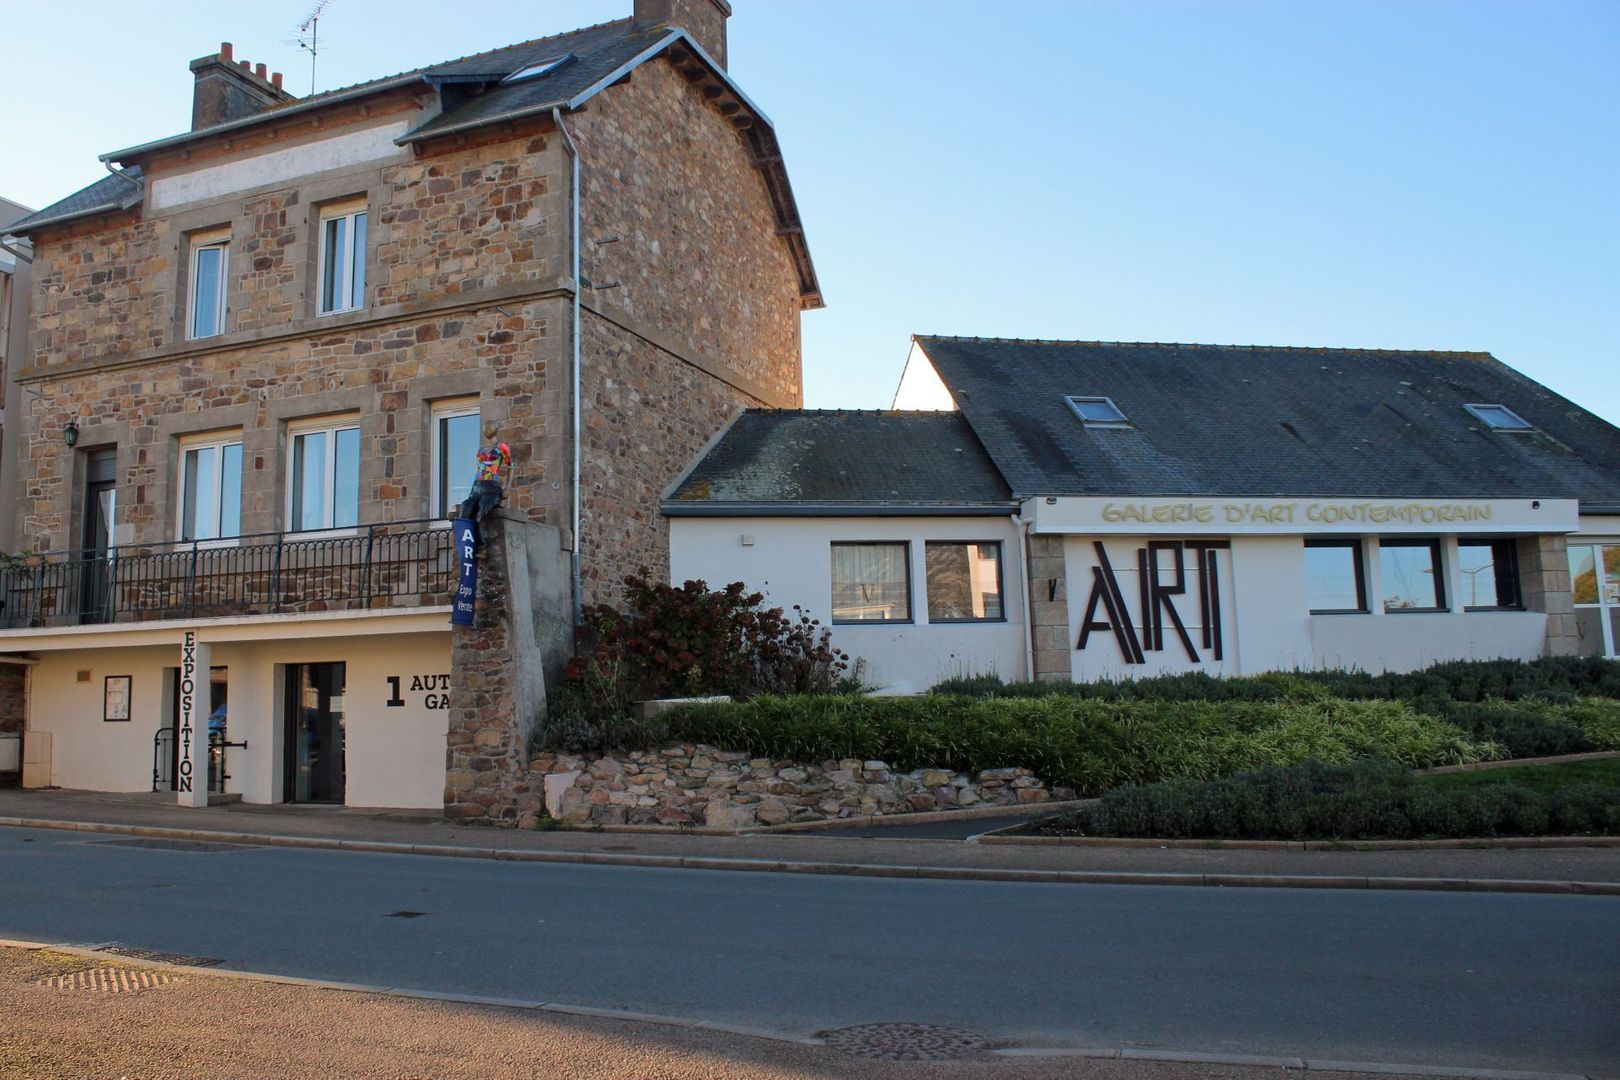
[551,108,584,627]
[1014,510,1036,682]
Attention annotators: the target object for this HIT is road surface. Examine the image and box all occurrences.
[2,827,1615,1073]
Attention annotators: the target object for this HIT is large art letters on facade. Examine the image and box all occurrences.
[1076,539,1231,664]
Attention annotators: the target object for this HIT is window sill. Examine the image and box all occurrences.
[178,538,243,551]
[927,617,1010,625]
[1382,608,1450,615]
[1308,609,1370,616]
[831,620,914,627]
[283,527,360,541]
[1462,606,1527,613]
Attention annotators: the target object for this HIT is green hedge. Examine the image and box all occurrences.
[660,694,1493,793]
[1040,758,1620,840]
[932,657,1620,706]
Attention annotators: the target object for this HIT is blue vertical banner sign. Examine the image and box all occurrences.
[451,519,478,626]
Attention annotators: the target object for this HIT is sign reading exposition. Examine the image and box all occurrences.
[451,519,478,626]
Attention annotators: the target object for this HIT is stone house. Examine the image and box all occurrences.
[0,0,820,818]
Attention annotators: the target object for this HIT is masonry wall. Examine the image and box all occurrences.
[13,126,576,554]
[573,56,804,409]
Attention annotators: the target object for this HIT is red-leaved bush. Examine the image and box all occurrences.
[545,573,853,752]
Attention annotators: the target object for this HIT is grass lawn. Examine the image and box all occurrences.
[1420,756,1620,795]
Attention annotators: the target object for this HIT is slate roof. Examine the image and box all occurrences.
[913,336,1620,507]
[401,20,665,142]
[5,168,143,235]
[664,410,1014,514]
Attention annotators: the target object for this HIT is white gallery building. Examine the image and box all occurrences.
[666,338,1620,692]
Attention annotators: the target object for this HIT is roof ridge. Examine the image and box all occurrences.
[913,334,1493,359]
[268,16,637,110]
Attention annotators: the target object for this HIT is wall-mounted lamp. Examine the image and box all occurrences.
[63,420,80,448]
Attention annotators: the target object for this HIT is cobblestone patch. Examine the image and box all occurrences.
[820,1023,990,1061]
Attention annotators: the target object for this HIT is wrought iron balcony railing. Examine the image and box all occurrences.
[0,520,456,630]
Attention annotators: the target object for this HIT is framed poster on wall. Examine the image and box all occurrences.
[104,675,132,722]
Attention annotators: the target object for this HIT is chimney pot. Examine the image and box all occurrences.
[239,59,250,70]
[271,72,283,88]
[220,42,233,60]
[255,62,267,78]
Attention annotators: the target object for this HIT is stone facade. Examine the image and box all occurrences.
[531,744,1074,830]
[2,19,817,818]
[1026,533,1071,681]
[1520,533,1579,656]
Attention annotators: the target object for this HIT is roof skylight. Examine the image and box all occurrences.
[503,55,572,83]
[1464,403,1533,431]
[1066,396,1129,427]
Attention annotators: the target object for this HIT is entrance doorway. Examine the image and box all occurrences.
[284,663,346,803]
[160,666,229,792]
[79,449,117,624]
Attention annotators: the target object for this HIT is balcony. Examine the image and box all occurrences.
[0,520,455,630]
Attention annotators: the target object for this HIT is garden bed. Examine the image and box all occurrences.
[1020,756,1620,842]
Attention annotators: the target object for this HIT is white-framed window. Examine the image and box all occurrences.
[1463,403,1533,432]
[177,432,244,543]
[286,416,361,533]
[317,202,368,315]
[430,399,481,519]
[187,230,230,339]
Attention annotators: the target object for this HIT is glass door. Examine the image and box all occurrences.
[1568,543,1620,657]
[284,663,347,803]
[79,449,117,624]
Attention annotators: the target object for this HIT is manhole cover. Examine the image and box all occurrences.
[821,1023,989,1060]
[37,968,181,993]
[92,838,250,854]
[97,945,223,967]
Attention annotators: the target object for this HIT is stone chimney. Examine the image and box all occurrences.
[634,0,732,69]
[188,42,295,131]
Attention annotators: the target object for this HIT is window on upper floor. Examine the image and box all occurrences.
[287,415,361,533]
[925,542,1004,622]
[178,432,244,543]
[831,542,911,624]
[1458,538,1522,610]
[318,203,368,315]
[187,231,230,339]
[1066,396,1129,427]
[1304,538,1367,613]
[1380,539,1446,613]
[431,399,481,520]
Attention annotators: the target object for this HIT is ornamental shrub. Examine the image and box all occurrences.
[658,695,1492,792]
[537,573,852,753]
[1040,757,1620,840]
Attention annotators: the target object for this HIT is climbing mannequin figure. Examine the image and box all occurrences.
[457,422,511,545]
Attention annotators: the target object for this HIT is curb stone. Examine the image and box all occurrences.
[4,815,1619,895]
[0,938,1595,1080]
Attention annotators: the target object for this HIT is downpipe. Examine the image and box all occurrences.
[552,108,584,628]
[1016,509,1036,682]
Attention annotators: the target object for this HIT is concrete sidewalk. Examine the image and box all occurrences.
[3,788,1618,893]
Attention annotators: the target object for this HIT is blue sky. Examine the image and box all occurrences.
[5,0,1616,421]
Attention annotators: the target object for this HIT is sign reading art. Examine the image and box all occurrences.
[450,519,478,627]
[1031,496,1578,536]
[1076,539,1230,665]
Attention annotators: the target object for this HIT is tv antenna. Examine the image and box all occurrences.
[284,0,334,95]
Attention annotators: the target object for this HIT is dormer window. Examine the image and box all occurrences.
[1464,403,1533,431]
[1066,396,1129,427]
[503,55,571,82]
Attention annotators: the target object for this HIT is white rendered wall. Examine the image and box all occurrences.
[26,631,450,807]
[669,516,1025,692]
[1063,533,1549,679]
[149,121,413,210]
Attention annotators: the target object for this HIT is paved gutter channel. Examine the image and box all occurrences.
[5,816,1618,895]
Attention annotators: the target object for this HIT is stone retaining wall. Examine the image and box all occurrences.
[526,744,1077,830]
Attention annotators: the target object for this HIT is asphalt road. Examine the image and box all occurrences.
[2,827,1616,1074]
